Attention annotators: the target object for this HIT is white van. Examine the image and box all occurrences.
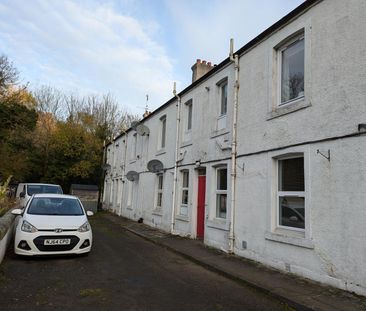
[15,183,63,208]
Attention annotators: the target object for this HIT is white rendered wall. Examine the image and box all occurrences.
[232,0,366,295]
[104,0,366,296]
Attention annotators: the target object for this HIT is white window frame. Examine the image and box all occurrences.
[109,180,114,205]
[277,32,305,107]
[219,80,228,116]
[130,133,137,161]
[104,181,110,204]
[276,155,305,232]
[117,179,122,206]
[112,150,116,168]
[155,174,164,209]
[186,100,193,131]
[269,146,311,238]
[216,77,228,131]
[215,166,227,219]
[179,170,189,216]
[159,115,167,150]
[127,181,133,208]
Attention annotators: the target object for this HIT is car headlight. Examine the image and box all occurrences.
[78,221,91,232]
[21,220,38,233]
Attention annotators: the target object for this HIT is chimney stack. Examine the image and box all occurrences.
[191,59,214,83]
[143,110,151,118]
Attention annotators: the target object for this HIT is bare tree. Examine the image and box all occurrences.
[32,86,65,119]
[0,55,19,96]
[33,86,140,141]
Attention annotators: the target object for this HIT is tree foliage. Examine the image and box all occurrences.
[0,56,38,180]
[0,54,140,192]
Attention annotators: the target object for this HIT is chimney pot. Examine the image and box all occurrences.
[202,60,206,65]
[197,59,201,63]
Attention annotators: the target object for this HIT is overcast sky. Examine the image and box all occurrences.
[0,0,304,115]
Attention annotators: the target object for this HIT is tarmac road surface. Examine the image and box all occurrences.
[0,213,288,311]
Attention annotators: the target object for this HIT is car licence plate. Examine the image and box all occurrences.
[44,239,71,245]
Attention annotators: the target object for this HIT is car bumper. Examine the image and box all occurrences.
[14,229,93,256]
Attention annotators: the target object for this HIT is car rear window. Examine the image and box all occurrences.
[27,185,63,196]
[27,198,84,216]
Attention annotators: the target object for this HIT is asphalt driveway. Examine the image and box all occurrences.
[0,212,287,311]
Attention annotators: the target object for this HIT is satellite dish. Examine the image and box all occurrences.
[131,121,140,131]
[136,124,150,136]
[147,159,164,173]
[101,164,111,171]
[126,171,139,182]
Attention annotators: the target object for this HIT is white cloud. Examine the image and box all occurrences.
[0,0,175,113]
[163,0,304,87]
[0,0,305,113]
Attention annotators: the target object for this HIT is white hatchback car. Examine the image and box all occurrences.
[12,194,93,256]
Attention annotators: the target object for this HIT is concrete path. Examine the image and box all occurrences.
[103,212,366,311]
[0,212,288,311]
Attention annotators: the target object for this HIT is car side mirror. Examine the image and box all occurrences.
[20,192,25,198]
[86,211,94,216]
[11,209,23,215]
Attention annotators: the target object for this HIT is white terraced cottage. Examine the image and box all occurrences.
[103,0,366,296]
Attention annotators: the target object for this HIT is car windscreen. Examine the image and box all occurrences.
[27,198,84,216]
[27,185,63,196]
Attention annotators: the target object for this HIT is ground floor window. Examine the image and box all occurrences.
[180,170,189,216]
[155,174,164,209]
[216,166,227,218]
[277,156,305,230]
[127,181,133,207]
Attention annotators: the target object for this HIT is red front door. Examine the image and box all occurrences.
[196,175,206,239]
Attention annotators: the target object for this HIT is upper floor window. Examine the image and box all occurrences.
[216,166,227,219]
[279,34,304,105]
[112,150,116,167]
[216,78,228,131]
[220,81,228,115]
[277,156,305,230]
[186,100,193,131]
[159,115,166,149]
[130,133,137,160]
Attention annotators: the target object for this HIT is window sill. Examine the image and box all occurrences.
[210,129,230,139]
[126,206,133,211]
[152,209,163,216]
[267,98,311,120]
[155,149,166,156]
[265,230,314,249]
[175,215,189,222]
[129,159,136,164]
[206,218,229,231]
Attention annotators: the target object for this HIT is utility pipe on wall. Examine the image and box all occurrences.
[229,38,239,253]
[99,139,107,209]
[118,133,128,216]
[171,82,181,234]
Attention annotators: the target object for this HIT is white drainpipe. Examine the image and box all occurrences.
[118,132,128,216]
[171,82,181,234]
[229,39,239,253]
